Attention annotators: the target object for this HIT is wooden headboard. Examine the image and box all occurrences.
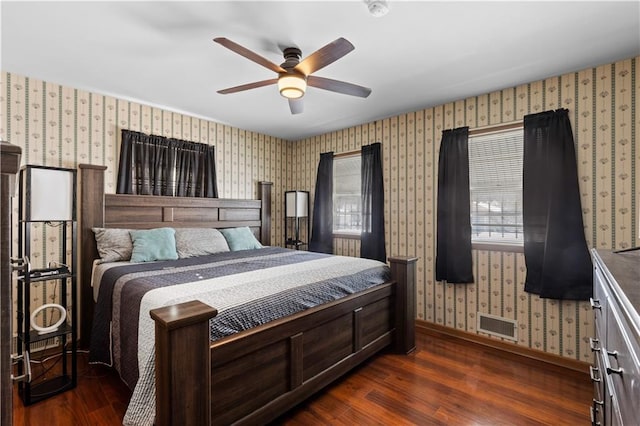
[76,164,272,347]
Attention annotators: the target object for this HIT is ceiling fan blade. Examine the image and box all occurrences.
[217,78,278,94]
[289,98,304,115]
[307,76,371,98]
[294,38,354,76]
[214,37,286,74]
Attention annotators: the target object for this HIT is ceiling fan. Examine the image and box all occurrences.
[213,37,372,115]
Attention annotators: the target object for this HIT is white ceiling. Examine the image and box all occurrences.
[2,1,639,141]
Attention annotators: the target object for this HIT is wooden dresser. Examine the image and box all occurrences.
[590,249,640,426]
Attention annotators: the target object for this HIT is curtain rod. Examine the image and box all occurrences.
[468,120,522,136]
[334,149,360,158]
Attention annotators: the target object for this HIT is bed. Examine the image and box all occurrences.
[77,164,417,426]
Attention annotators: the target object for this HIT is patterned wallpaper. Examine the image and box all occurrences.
[291,56,639,362]
[1,55,637,362]
[0,71,290,329]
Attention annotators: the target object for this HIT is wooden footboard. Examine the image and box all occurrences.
[151,256,417,426]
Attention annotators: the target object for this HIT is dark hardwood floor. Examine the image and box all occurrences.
[13,329,591,425]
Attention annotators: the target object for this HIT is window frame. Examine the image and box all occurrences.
[468,124,524,252]
[332,152,362,238]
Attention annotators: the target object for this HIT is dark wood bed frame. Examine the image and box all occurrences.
[77,164,417,426]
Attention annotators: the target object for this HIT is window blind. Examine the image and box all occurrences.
[333,155,361,233]
[468,129,523,244]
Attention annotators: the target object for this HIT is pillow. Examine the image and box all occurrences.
[219,227,263,251]
[129,228,179,263]
[92,228,133,263]
[174,228,230,258]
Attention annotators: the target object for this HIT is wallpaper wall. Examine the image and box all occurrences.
[0,71,289,332]
[291,56,639,362]
[1,55,637,362]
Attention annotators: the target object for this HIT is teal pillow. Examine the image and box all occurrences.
[219,227,263,251]
[129,228,178,263]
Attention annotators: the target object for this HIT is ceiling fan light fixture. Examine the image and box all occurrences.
[278,74,307,99]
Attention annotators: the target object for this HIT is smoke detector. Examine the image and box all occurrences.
[365,0,390,17]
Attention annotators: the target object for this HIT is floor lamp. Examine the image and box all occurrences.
[285,190,309,250]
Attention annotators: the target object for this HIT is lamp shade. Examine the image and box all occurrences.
[278,74,306,99]
[21,165,76,221]
[285,191,308,218]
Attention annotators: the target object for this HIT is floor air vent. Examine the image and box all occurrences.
[477,313,517,341]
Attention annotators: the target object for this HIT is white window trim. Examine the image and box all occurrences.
[332,153,362,237]
[469,126,524,248]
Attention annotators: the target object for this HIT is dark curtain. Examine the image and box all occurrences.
[172,140,218,197]
[309,152,334,254]
[117,130,218,197]
[361,143,386,262]
[523,109,592,300]
[117,130,169,195]
[435,127,474,283]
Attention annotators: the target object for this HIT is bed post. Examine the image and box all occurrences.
[77,164,107,348]
[258,181,272,245]
[150,300,217,426]
[388,256,418,354]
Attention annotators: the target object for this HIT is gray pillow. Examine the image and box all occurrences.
[92,227,133,263]
[174,228,230,258]
[219,227,263,251]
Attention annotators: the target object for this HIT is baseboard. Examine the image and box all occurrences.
[416,320,590,374]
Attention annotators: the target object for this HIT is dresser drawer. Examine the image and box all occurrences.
[591,353,605,426]
[604,301,640,425]
[593,265,609,338]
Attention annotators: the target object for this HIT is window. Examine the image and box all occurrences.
[468,128,523,245]
[333,155,361,234]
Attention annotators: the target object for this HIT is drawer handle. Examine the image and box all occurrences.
[589,337,601,352]
[603,350,624,376]
[589,366,601,382]
[590,297,602,311]
[592,398,604,407]
[590,405,601,426]
[10,351,31,383]
[11,256,30,273]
